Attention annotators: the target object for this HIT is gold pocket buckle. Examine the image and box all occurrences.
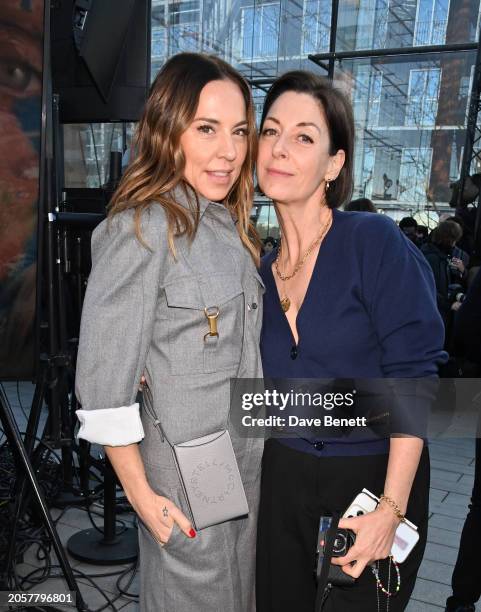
[204,306,220,341]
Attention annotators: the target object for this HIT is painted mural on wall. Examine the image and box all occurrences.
[0,0,43,379]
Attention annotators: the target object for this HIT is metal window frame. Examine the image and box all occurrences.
[404,66,441,127]
[301,0,331,56]
[398,146,434,203]
[413,0,450,46]
[240,2,281,61]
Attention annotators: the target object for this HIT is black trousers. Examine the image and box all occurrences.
[448,437,481,607]
[256,439,430,612]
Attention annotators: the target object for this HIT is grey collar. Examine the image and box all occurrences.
[172,182,227,220]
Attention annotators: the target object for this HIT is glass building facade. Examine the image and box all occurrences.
[65,0,481,238]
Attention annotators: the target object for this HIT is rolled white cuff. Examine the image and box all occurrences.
[75,403,145,446]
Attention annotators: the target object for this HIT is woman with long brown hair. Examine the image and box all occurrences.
[74,53,264,611]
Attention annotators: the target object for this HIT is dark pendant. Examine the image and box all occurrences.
[280,297,291,312]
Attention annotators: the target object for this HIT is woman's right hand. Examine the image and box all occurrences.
[134,488,196,546]
[102,445,195,546]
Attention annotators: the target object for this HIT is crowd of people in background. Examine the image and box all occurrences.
[396,212,478,358]
[261,199,480,612]
[397,209,481,612]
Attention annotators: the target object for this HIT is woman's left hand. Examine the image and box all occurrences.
[329,505,400,578]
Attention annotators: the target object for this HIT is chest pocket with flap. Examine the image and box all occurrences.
[164,274,244,375]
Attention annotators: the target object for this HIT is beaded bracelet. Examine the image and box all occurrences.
[371,555,401,597]
[379,494,405,522]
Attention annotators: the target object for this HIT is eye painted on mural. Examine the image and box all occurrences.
[0,7,43,100]
[0,57,40,94]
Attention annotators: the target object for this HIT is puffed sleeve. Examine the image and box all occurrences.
[74,207,165,446]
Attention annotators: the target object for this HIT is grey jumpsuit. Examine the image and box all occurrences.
[74,188,265,611]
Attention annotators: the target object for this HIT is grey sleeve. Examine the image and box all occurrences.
[74,207,165,446]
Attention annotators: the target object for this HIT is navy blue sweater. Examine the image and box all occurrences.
[260,209,448,456]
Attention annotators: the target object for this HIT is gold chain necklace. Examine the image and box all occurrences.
[275,209,332,312]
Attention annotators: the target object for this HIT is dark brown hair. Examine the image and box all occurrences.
[260,71,354,209]
[344,198,377,213]
[109,52,259,263]
[432,220,463,248]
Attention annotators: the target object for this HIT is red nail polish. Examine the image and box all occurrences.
[189,528,196,538]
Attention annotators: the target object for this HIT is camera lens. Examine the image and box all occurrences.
[357,510,364,516]
[333,532,347,555]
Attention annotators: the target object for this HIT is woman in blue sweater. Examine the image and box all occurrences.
[255,72,447,612]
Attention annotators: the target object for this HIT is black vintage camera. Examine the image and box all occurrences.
[316,522,356,587]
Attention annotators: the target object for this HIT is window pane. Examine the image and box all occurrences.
[302,0,331,53]
[240,3,279,59]
[152,28,166,58]
[432,0,449,43]
[242,7,254,59]
[399,148,433,203]
[405,68,440,127]
[336,53,475,213]
[261,4,280,57]
[303,0,320,53]
[336,0,475,50]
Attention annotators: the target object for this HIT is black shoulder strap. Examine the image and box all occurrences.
[315,512,341,612]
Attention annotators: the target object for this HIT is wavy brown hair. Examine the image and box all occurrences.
[108,53,260,263]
